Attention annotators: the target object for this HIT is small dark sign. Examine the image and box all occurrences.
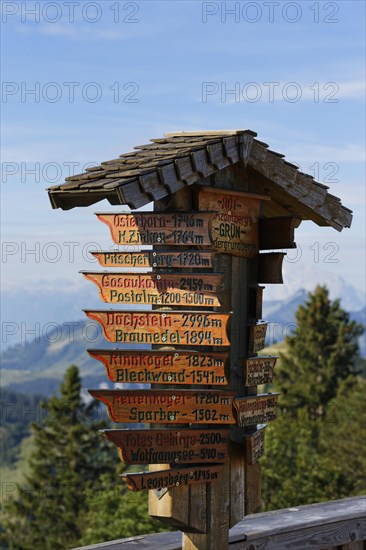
[234,393,280,427]
[244,356,277,386]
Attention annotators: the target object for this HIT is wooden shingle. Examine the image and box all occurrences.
[47,129,352,230]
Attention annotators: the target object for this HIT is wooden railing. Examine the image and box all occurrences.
[73,495,366,550]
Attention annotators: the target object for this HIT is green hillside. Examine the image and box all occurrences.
[0,436,34,503]
[0,320,139,396]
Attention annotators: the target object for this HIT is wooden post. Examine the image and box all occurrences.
[129,165,270,548]
[149,185,209,534]
[180,167,261,549]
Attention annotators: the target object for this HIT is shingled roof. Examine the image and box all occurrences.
[47,129,352,231]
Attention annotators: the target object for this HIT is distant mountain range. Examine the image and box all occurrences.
[0,278,149,350]
[263,289,365,354]
[0,318,149,397]
[1,267,364,396]
[262,264,365,352]
[264,263,365,311]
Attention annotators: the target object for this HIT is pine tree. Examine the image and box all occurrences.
[322,378,366,495]
[261,286,364,510]
[77,474,172,546]
[276,285,363,418]
[1,366,118,550]
[261,411,346,510]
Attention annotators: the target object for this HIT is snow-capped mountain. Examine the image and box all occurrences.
[263,263,365,312]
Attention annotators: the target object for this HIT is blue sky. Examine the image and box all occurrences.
[1,0,365,293]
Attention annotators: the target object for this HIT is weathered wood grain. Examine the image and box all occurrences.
[174,157,200,185]
[223,136,240,164]
[139,172,168,200]
[148,186,208,535]
[191,150,216,178]
[259,217,301,250]
[229,441,246,527]
[238,133,255,167]
[258,253,286,284]
[249,285,264,321]
[116,179,151,209]
[71,496,366,549]
[158,163,186,194]
[48,131,353,235]
[244,462,261,515]
[206,142,231,171]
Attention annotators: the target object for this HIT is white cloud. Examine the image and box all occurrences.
[283,143,365,163]
[15,20,160,42]
[338,79,366,99]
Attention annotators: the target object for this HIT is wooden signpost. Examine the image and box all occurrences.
[91,250,215,269]
[121,465,223,492]
[88,349,229,385]
[84,310,231,346]
[82,272,222,307]
[102,429,230,464]
[84,187,282,548]
[89,389,236,424]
